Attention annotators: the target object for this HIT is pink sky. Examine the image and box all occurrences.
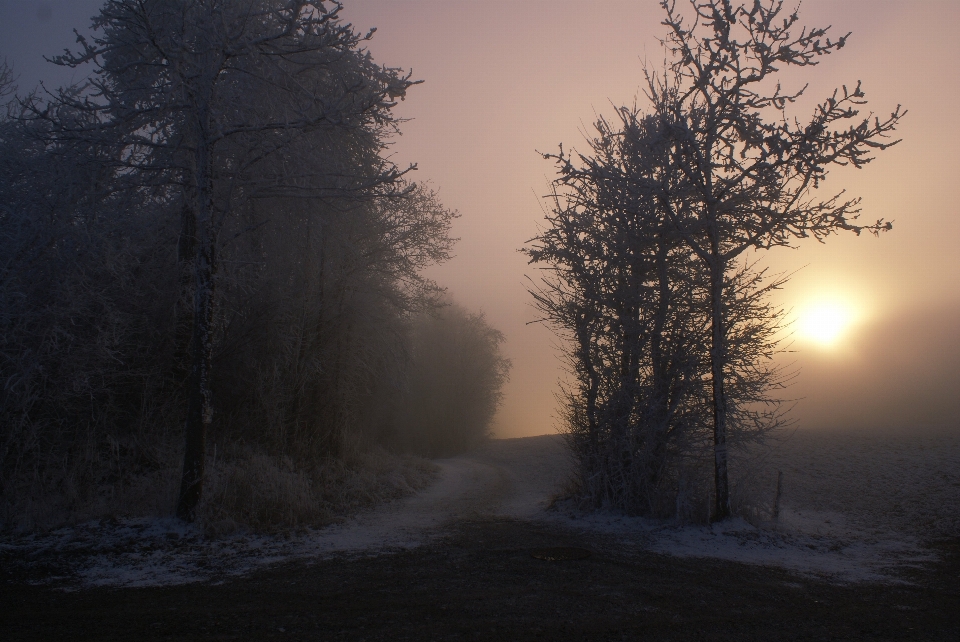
[3,1,958,435]
[340,1,960,436]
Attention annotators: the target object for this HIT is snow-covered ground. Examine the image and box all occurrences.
[3,428,958,588]
[0,436,573,589]
[550,427,960,583]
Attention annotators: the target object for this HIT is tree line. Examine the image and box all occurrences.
[526,0,902,521]
[0,0,509,530]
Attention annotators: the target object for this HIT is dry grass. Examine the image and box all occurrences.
[561,425,956,530]
[197,446,438,537]
[1,433,438,538]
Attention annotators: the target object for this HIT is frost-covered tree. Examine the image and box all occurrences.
[528,110,706,513]
[645,0,903,519]
[2,3,484,532]
[35,0,420,520]
[528,107,788,518]
[214,183,457,464]
[0,60,14,105]
[1,82,178,528]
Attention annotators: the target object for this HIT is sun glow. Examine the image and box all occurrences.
[798,301,856,347]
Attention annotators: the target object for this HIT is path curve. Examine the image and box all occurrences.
[315,435,573,552]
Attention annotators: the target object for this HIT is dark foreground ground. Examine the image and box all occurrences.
[3,519,959,641]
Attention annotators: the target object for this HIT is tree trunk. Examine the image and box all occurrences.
[708,253,730,521]
[576,314,602,506]
[176,133,215,522]
[647,238,672,506]
[173,203,196,382]
[175,242,214,521]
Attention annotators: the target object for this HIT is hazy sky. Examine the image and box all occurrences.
[2,1,958,436]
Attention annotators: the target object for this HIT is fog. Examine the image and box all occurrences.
[2,0,957,438]
[3,5,960,633]
[787,304,960,431]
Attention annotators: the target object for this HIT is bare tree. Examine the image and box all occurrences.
[0,60,15,107]
[3,4,480,531]
[0,87,178,527]
[646,0,903,519]
[528,110,707,513]
[528,105,788,517]
[213,183,457,463]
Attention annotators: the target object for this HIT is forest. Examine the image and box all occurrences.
[0,0,510,532]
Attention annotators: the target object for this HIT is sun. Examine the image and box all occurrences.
[798,301,856,347]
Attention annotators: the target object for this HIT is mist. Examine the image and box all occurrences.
[2,2,959,638]
[2,1,958,438]
[336,0,960,438]
[787,304,960,432]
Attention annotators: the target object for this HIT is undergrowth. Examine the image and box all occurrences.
[198,446,438,537]
[1,437,438,537]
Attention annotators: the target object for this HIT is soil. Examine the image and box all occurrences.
[3,522,959,641]
[3,435,959,641]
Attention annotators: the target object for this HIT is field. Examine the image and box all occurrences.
[557,427,960,582]
[2,428,959,639]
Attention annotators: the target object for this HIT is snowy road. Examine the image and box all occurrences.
[5,429,958,587]
[317,435,573,550]
[0,436,574,588]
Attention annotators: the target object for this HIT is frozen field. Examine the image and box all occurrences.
[558,426,960,582]
[3,428,958,588]
[762,427,960,538]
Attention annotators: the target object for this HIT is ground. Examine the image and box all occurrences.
[3,432,959,640]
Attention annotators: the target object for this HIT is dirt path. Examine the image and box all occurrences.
[332,434,572,542]
[0,436,573,589]
[237,434,575,562]
[3,434,959,640]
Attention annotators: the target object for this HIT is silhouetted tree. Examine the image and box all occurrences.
[528,110,705,513]
[646,0,902,519]
[1,82,177,526]
[528,107,788,518]
[2,4,504,532]
[32,0,419,521]
[0,60,14,105]
[214,183,457,464]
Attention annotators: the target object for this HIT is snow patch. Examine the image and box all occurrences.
[545,508,934,583]
[4,431,957,589]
